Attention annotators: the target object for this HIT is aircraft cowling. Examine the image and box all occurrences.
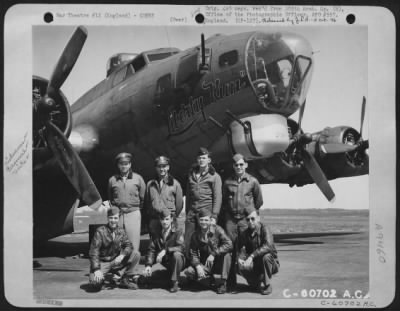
[315,126,368,170]
[316,126,361,146]
[230,114,290,159]
[33,76,72,150]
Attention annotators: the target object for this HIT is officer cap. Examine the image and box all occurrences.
[243,205,257,217]
[159,208,171,219]
[232,153,245,163]
[198,208,212,218]
[115,152,132,163]
[107,206,120,217]
[155,156,170,166]
[198,147,210,156]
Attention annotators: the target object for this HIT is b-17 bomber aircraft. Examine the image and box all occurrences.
[32,26,369,242]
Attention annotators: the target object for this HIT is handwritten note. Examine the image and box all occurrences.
[201,6,343,24]
[5,132,30,174]
[375,223,386,263]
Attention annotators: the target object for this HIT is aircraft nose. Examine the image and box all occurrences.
[245,32,313,115]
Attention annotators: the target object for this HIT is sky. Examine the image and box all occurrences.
[33,25,369,209]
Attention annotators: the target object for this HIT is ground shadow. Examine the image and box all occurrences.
[80,283,108,293]
[33,268,84,272]
[277,240,324,245]
[179,280,214,293]
[34,240,89,258]
[137,269,171,290]
[34,236,151,259]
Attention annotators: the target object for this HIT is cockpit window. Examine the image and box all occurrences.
[147,51,179,62]
[219,50,238,67]
[112,67,127,87]
[131,55,146,72]
[245,33,313,112]
[291,56,312,95]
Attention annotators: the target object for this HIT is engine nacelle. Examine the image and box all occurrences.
[230,114,290,159]
[316,126,361,146]
[33,76,72,148]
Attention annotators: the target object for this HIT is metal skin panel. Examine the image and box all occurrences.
[230,114,290,159]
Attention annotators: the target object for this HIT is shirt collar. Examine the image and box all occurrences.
[240,173,250,182]
[198,224,215,240]
[107,223,118,232]
[233,172,250,182]
[209,224,216,235]
[116,170,133,180]
[162,224,176,235]
[162,226,171,236]
[249,223,261,237]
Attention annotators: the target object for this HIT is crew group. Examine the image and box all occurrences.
[89,148,279,295]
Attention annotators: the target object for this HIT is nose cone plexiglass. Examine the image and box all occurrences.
[245,32,313,116]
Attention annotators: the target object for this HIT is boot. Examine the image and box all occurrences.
[169,280,179,293]
[119,275,138,290]
[260,283,272,295]
[216,281,227,294]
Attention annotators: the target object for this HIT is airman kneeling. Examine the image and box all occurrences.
[88,206,141,291]
[142,209,186,293]
[184,208,233,294]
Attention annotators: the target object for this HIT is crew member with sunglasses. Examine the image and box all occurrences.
[221,153,263,292]
[237,206,279,295]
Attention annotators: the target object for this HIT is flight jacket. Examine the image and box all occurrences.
[145,174,183,219]
[222,173,263,220]
[144,225,185,267]
[189,224,233,267]
[89,224,133,272]
[185,164,222,222]
[108,170,146,214]
[238,222,279,261]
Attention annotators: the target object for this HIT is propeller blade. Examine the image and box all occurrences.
[320,143,357,154]
[359,139,369,151]
[297,100,306,134]
[44,121,101,207]
[47,26,87,95]
[301,148,335,201]
[360,96,366,138]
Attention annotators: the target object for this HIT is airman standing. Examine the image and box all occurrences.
[184,147,222,257]
[221,153,263,291]
[145,155,183,238]
[108,152,146,253]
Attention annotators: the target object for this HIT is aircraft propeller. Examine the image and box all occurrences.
[290,100,336,201]
[34,26,101,208]
[320,96,369,154]
[359,95,366,138]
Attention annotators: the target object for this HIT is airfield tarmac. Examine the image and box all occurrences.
[33,209,369,303]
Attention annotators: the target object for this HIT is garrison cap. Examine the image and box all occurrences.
[107,206,120,217]
[159,208,171,219]
[243,205,257,217]
[115,152,132,163]
[197,147,210,156]
[198,208,212,218]
[232,153,245,163]
[155,156,170,166]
